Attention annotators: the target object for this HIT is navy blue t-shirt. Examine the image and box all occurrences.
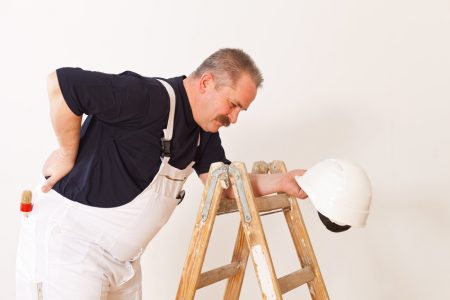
[53,68,230,208]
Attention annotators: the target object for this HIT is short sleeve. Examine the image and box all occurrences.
[56,68,150,126]
[194,132,231,175]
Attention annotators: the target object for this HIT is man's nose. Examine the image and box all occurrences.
[228,108,240,124]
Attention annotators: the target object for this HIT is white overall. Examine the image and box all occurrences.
[16,80,194,299]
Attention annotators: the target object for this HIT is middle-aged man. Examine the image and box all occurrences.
[16,48,307,299]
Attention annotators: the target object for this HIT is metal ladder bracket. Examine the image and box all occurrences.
[201,165,229,222]
[229,164,252,223]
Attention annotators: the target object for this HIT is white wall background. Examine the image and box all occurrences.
[1,0,449,299]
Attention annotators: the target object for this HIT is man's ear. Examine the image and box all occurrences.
[199,72,214,93]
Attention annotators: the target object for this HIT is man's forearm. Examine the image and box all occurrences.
[248,173,282,197]
[200,172,282,198]
[47,71,82,157]
[201,169,306,200]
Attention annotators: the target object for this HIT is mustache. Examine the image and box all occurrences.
[215,115,230,127]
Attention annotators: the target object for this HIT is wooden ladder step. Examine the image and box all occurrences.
[217,194,291,215]
[196,262,242,289]
[278,266,315,295]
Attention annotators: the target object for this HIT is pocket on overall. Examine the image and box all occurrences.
[153,162,192,200]
[16,216,38,279]
[16,187,45,279]
[154,174,187,200]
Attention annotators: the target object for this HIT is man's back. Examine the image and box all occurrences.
[53,68,229,207]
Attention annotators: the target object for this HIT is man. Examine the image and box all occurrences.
[16,48,307,299]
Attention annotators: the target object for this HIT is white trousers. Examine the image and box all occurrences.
[16,161,191,299]
[16,188,146,299]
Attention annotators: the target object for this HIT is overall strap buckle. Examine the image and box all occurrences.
[161,138,171,158]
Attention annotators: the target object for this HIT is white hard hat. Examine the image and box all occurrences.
[295,159,372,231]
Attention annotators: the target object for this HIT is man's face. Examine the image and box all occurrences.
[200,73,257,132]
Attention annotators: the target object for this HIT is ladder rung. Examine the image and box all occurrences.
[217,194,291,215]
[278,266,315,294]
[196,262,241,289]
[257,194,291,212]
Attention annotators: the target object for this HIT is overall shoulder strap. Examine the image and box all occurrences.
[156,79,176,158]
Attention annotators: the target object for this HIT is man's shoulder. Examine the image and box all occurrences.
[117,70,158,83]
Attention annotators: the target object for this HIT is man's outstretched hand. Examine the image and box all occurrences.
[279,169,308,199]
[41,148,76,193]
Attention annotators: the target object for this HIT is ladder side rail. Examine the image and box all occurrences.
[223,161,269,299]
[176,162,228,300]
[270,161,329,300]
[229,162,283,300]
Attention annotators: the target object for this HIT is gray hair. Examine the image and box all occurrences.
[192,48,263,89]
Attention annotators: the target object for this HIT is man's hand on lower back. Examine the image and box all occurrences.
[41,148,76,193]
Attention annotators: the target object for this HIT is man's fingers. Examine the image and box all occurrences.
[42,176,57,193]
[291,169,307,177]
[298,189,308,199]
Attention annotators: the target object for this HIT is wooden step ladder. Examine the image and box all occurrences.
[176,161,329,300]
